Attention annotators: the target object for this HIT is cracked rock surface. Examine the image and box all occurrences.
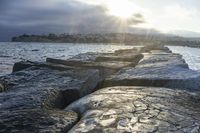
[65,86,200,133]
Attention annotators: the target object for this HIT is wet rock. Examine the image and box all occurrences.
[102,51,200,91]
[0,109,78,133]
[65,86,200,133]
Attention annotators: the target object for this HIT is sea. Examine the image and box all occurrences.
[0,42,200,76]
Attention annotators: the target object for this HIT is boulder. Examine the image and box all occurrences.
[13,61,37,72]
[0,66,101,132]
[0,66,100,110]
[101,51,200,91]
[65,86,200,133]
[0,109,78,133]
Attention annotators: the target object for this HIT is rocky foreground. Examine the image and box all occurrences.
[0,45,200,133]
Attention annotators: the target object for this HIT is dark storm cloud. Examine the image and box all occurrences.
[0,0,144,41]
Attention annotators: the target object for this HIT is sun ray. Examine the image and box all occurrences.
[105,0,140,19]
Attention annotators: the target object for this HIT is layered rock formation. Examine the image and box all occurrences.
[1,44,200,132]
[102,47,200,91]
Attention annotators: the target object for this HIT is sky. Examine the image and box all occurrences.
[1,0,200,41]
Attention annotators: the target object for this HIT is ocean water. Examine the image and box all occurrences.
[0,42,200,76]
[0,42,134,76]
[168,46,200,71]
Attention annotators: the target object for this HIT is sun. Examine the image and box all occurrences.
[76,0,139,19]
[105,0,137,19]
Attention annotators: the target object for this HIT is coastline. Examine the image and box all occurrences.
[1,45,200,132]
[10,33,200,48]
[2,40,200,48]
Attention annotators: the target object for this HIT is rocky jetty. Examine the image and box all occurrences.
[0,44,200,132]
[102,47,200,91]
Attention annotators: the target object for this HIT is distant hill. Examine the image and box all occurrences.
[11,33,162,44]
[169,30,200,38]
[12,33,200,47]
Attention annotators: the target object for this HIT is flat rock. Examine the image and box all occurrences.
[68,52,113,62]
[65,86,200,133]
[46,58,134,71]
[102,51,200,91]
[138,52,188,68]
[95,53,143,63]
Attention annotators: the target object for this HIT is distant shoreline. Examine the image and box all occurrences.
[10,33,200,48]
[4,41,200,48]
[11,33,158,45]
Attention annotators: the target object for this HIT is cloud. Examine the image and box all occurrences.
[132,1,200,33]
[0,0,144,41]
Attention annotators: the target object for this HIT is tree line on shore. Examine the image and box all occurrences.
[12,33,158,44]
[12,33,200,47]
